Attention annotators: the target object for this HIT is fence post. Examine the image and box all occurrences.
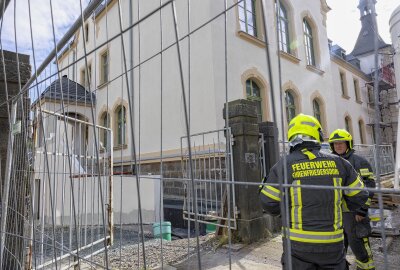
[258,121,279,177]
[223,99,265,243]
[258,121,281,232]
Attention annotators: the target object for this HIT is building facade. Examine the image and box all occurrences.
[35,0,398,172]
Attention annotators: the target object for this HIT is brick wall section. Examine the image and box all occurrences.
[140,161,186,199]
[0,50,31,187]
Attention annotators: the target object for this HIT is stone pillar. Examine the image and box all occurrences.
[223,99,265,243]
[259,121,279,177]
[259,121,281,233]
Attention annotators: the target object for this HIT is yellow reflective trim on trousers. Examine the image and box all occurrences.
[345,176,364,197]
[333,178,342,230]
[290,180,302,230]
[363,237,373,258]
[287,228,344,244]
[356,258,375,269]
[261,187,281,201]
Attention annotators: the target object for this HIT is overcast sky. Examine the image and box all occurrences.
[1,0,399,69]
[326,0,399,52]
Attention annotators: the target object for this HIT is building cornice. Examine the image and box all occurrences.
[330,54,369,81]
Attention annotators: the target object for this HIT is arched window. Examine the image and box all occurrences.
[345,116,353,136]
[312,99,321,124]
[115,106,126,145]
[101,112,110,149]
[277,3,290,53]
[285,90,296,123]
[358,120,365,144]
[345,116,351,133]
[303,19,315,66]
[238,0,257,36]
[246,79,262,122]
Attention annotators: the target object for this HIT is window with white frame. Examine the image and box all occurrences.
[277,2,290,53]
[313,98,322,124]
[100,50,109,85]
[238,0,257,36]
[115,106,126,145]
[285,90,296,123]
[345,116,352,134]
[246,79,262,122]
[303,19,316,66]
[101,112,110,149]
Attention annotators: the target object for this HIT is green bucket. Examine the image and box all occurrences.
[153,221,172,241]
[206,220,218,234]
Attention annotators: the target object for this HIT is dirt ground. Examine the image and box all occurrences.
[173,234,400,270]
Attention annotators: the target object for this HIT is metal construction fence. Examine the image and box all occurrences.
[0,0,399,269]
[181,129,236,231]
[353,144,395,176]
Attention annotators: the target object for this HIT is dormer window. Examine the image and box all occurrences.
[340,51,346,60]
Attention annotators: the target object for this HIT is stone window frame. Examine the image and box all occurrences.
[344,114,353,136]
[339,70,349,99]
[99,49,109,86]
[100,111,110,149]
[114,104,127,147]
[358,118,366,144]
[353,77,362,103]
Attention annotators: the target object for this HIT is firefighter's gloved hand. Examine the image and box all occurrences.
[355,217,371,238]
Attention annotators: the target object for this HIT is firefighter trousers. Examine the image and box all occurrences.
[282,247,348,270]
[343,212,375,270]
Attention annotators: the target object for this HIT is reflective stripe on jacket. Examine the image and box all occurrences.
[340,149,376,213]
[259,142,368,248]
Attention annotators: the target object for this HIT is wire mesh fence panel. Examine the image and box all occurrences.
[181,129,236,231]
[354,144,395,175]
[31,110,112,269]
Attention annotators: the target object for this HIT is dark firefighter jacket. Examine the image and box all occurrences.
[259,142,369,252]
[338,149,375,215]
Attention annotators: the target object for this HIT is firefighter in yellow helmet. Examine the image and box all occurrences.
[329,129,375,270]
[259,114,368,270]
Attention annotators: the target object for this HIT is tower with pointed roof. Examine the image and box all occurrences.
[351,0,390,67]
[350,0,398,147]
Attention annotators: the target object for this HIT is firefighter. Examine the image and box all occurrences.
[259,114,368,270]
[329,129,375,270]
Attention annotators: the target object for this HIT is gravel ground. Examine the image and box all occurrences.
[90,234,216,269]
[34,224,400,269]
